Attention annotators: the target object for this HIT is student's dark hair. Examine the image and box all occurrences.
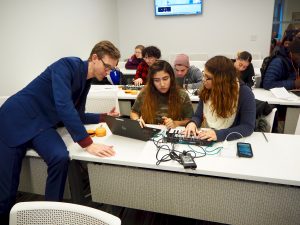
[289,38,300,53]
[200,56,239,118]
[237,51,252,63]
[141,60,182,124]
[88,40,120,61]
[142,46,161,59]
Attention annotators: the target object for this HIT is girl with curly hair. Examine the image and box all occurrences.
[184,55,256,141]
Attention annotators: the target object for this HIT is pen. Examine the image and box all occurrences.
[262,132,268,142]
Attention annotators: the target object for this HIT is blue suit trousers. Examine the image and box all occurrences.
[0,128,69,216]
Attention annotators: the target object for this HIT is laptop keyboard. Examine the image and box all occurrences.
[122,85,144,90]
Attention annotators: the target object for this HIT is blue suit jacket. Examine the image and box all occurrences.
[0,57,100,147]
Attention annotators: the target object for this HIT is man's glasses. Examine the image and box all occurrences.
[100,58,116,71]
[202,71,213,81]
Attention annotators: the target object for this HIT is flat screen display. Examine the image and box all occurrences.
[155,0,202,16]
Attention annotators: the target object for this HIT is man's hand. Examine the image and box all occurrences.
[107,107,119,117]
[85,143,115,157]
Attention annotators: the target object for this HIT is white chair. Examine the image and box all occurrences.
[190,60,206,71]
[251,59,263,68]
[295,114,300,135]
[251,53,262,60]
[86,86,120,113]
[264,108,277,133]
[0,96,9,107]
[10,201,121,225]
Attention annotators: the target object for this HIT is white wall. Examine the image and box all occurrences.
[0,0,119,96]
[0,0,276,96]
[117,0,275,61]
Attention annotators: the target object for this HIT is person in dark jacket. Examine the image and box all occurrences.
[232,51,255,88]
[0,40,120,223]
[262,38,300,90]
[184,56,256,141]
[125,45,144,69]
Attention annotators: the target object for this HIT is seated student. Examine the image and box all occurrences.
[232,51,255,88]
[133,46,161,86]
[184,56,256,141]
[262,38,300,90]
[173,54,203,89]
[130,60,194,129]
[125,45,145,69]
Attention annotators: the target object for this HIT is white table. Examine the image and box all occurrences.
[253,88,300,134]
[252,88,300,106]
[70,125,300,225]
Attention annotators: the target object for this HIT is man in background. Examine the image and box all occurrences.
[173,54,202,89]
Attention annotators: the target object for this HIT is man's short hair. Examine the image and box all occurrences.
[142,46,161,58]
[89,40,120,61]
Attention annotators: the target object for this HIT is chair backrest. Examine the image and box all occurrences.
[264,108,277,133]
[0,96,9,107]
[189,60,206,70]
[295,113,300,135]
[10,201,121,225]
[86,85,120,114]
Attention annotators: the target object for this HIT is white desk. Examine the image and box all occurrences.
[253,88,300,134]
[70,125,300,225]
[253,88,300,106]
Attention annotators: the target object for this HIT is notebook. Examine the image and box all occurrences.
[104,115,161,141]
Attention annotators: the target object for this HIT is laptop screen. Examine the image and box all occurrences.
[104,115,161,141]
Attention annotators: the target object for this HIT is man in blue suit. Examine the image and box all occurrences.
[0,40,120,222]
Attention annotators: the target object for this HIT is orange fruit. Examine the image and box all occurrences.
[130,90,138,95]
[95,127,106,137]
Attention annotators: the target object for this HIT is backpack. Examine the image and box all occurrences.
[259,50,290,88]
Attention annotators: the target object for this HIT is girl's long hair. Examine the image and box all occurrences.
[199,56,239,118]
[141,60,182,123]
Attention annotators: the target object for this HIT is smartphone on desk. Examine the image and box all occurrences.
[237,142,253,158]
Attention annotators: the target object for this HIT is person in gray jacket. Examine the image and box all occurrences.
[173,54,203,89]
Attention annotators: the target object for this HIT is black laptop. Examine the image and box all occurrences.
[104,115,161,141]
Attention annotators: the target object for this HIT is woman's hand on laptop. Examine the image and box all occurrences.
[85,143,115,157]
[137,116,146,128]
[107,107,119,117]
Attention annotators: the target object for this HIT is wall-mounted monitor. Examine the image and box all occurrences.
[155,0,202,16]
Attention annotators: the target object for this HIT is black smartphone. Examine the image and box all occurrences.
[237,142,253,158]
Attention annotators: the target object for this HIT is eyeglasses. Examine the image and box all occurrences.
[100,58,116,71]
[202,71,213,81]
